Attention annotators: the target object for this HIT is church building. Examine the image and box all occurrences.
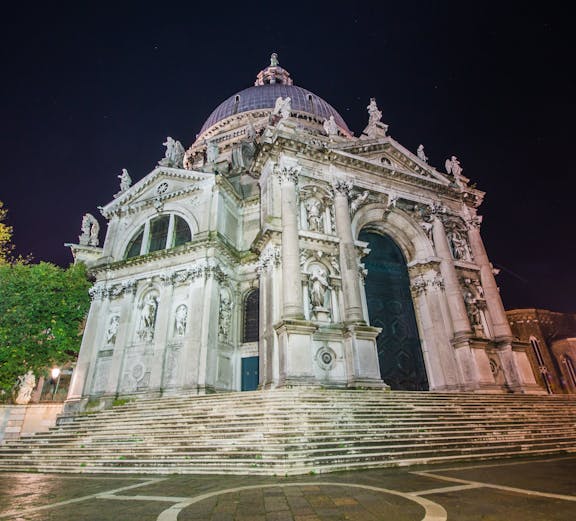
[65,54,542,412]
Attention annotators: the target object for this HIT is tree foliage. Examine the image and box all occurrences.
[0,262,91,397]
[0,201,14,264]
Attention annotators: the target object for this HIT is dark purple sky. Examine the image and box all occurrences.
[1,3,574,312]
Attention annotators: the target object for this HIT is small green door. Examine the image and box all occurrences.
[241,356,259,391]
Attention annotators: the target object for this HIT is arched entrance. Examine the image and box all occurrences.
[359,231,428,390]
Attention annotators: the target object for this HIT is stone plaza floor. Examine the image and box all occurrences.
[0,455,575,520]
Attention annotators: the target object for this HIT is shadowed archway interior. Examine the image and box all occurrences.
[359,230,429,391]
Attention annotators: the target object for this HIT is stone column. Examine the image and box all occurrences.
[432,216,471,337]
[466,218,524,390]
[64,283,105,413]
[467,220,512,341]
[333,181,364,323]
[277,165,303,319]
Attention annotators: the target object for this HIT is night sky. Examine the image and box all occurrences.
[1,3,574,313]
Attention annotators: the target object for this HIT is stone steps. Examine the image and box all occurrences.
[1,389,575,475]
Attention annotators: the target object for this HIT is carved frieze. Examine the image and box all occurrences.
[258,244,281,273]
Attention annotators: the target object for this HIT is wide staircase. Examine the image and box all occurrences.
[1,389,575,475]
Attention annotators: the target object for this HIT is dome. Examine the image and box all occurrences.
[197,54,352,138]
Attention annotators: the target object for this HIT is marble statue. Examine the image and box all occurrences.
[79,213,100,247]
[174,304,187,337]
[105,315,120,345]
[272,97,291,119]
[118,168,132,192]
[206,140,219,164]
[447,229,470,261]
[218,293,232,341]
[305,198,323,232]
[362,98,388,138]
[350,190,369,214]
[159,137,185,168]
[417,144,428,162]
[138,294,158,342]
[464,291,482,326]
[367,98,382,126]
[15,370,35,404]
[445,156,463,177]
[309,265,330,308]
[323,116,338,137]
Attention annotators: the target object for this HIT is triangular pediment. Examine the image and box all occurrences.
[100,167,215,218]
[334,138,452,186]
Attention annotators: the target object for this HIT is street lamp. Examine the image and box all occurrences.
[51,367,61,399]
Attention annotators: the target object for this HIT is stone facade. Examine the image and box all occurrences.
[507,308,576,394]
[65,55,541,412]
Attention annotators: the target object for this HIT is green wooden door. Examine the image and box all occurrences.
[359,231,428,390]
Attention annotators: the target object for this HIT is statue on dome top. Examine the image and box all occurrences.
[270,52,279,67]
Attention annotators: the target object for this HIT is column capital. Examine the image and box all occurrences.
[274,162,300,185]
[332,179,353,198]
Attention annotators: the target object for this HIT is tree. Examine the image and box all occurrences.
[0,201,13,265]
[0,262,91,398]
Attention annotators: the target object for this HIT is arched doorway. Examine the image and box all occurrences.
[359,231,428,390]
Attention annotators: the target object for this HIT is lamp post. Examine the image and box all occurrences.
[51,367,61,400]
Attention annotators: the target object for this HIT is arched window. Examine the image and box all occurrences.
[564,356,576,387]
[530,336,552,394]
[243,289,259,343]
[125,214,192,259]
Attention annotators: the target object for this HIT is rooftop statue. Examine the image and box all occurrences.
[270,52,279,67]
[118,168,132,192]
[158,136,185,168]
[79,213,100,247]
[323,115,338,137]
[272,96,292,119]
[362,98,389,139]
[417,144,429,163]
[445,155,463,177]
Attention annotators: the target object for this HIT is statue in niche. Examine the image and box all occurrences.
[309,265,330,309]
[417,144,429,162]
[218,293,232,341]
[305,198,323,232]
[447,229,470,261]
[464,290,482,327]
[206,140,219,164]
[105,315,120,345]
[118,168,132,192]
[272,96,291,119]
[158,136,185,168]
[79,213,100,247]
[445,155,463,177]
[323,116,338,137]
[15,370,36,404]
[137,294,158,342]
[174,304,187,337]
